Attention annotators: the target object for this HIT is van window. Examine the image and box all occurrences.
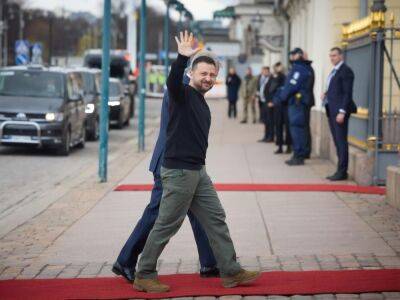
[0,70,64,98]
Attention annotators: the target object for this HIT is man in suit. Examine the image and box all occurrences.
[322,47,357,181]
[225,67,242,118]
[112,53,219,282]
[271,62,291,154]
[257,66,274,142]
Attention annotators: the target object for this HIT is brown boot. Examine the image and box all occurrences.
[222,269,261,288]
[133,277,170,293]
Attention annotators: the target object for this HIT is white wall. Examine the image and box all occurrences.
[288,0,333,109]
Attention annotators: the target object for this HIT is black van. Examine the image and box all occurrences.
[0,66,86,155]
[83,49,136,118]
[75,67,101,141]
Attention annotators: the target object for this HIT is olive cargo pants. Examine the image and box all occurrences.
[136,166,242,279]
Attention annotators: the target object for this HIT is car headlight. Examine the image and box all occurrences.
[45,112,64,122]
[85,103,95,114]
[108,100,121,106]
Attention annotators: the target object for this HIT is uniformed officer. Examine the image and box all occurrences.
[274,48,312,166]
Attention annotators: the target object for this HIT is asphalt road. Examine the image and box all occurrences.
[0,98,162,238]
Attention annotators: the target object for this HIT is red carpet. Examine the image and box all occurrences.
[1,269,400,300]
[115,183,386,195]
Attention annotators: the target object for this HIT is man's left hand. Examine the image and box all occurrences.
[268,102,274,108]
[336,112,345,124]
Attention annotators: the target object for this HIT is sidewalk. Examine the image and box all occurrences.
[1,99,400,299]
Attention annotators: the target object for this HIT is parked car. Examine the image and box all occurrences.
[75,68,101,141]
[108,78,131,129]
[83,49,136,118]
[0,65,86,155]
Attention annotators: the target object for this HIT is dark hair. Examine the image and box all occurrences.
[262,66,270,71]
[273,62,282,68]
[330,47,343,55]
[192,56,216,69]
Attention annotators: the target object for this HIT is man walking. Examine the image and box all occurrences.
[133,31,260,293]
[322,47,357,181]
[240,67,258,124]
[274,48,312,166]
[112,51,220,284]
[225,67,241,118]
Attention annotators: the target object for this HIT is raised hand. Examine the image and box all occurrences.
[174,30,201,58]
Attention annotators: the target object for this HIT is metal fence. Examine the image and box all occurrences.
[343,11,400,184]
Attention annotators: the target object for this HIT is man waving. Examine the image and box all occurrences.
[133,31,260,293]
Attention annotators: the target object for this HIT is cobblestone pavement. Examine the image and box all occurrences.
[1,100,399,299]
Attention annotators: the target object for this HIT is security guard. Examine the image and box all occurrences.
[274,48,312,166]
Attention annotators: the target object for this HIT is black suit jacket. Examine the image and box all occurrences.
[326,63,357,115]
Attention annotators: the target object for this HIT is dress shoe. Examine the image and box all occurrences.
[304,154,311,159]
[328,172,348,181]
[133,277,170,293]
[274,147,283,154]
[253,120,257,124]
[326,172,338,180]
[285,157,304,166]
[222,269,261,288]
[240,120,247,124]
[112,261,135,282]
[200,266,220,278]
[285,146,292,154]
[257,138,268,143]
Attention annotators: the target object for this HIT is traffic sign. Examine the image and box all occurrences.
[15,40,30,65]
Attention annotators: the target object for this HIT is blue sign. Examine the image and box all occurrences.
[31,43,43,64]
[15,40,30,65]
[159,50,166,60]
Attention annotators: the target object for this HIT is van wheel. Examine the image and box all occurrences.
[77,125,86,149]
[58,129,71,156]
[87,119,99,141]
[117,111,124,129]
[124,115,130,126]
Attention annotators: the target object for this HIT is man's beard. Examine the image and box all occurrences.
[194,81,213,94]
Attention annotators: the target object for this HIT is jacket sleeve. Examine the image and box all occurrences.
[340,67,354,112]
[166,54,189,101]
[273,67,305,103]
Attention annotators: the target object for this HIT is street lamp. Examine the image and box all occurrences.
[250,13,264,55]
[138,0,147,152]
[163,0,192,79]
[175,2,185,33]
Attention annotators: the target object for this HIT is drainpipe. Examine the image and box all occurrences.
[359,0,368,18]
[274,0,290,67]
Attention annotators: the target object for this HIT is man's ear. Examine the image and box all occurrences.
[189,69,193,78]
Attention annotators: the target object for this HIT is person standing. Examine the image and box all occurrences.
[225,67,241,118]
[257,66,273,142]
[303,52,315,159]
[113,59,220,283]
[133,31,260,293]
[271,62,291,154]
[322,47,357,181]
[240,67,258,124]
[274,48,312,166]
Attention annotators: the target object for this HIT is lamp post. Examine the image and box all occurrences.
[99,0,111,182]
[138,0,147,152]
[175,2,185,33]
[163,0,189,79]
[251,13,264,55]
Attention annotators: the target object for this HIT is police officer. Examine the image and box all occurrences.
[274,48,312,166]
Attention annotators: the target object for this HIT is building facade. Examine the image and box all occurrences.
[278,0,400,206]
